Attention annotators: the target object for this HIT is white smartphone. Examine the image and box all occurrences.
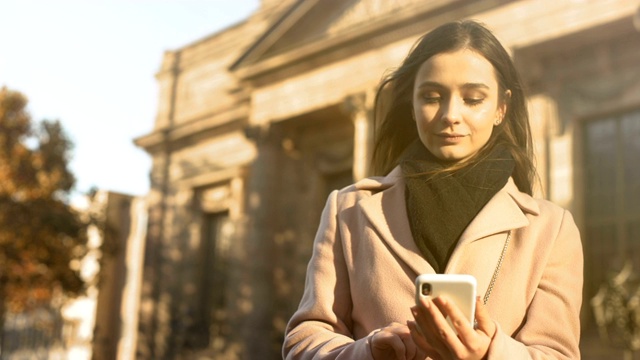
[414,274,477,330]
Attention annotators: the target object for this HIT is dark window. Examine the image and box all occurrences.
[583,109,640,297]
[186,211,231,350]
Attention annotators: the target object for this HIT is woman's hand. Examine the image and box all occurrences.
[408,296,496,360]
[370,322,426,360]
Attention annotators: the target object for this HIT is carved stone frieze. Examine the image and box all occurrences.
[326,0,416,36]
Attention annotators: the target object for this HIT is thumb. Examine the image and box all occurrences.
[475,296,496,337]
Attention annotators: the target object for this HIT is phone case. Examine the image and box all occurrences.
[414,274,477,329]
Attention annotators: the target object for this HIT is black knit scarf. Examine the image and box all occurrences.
[400,140,515,273]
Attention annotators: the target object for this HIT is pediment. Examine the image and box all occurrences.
[232,0,460,73]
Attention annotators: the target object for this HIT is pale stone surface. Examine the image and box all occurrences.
[250,39,410,124]
[479,0,638,49]
[549,134,574,209]
[325,0,455,35]
[169,131,256,182]
[527,95,557,198]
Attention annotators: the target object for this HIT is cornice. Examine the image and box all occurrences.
[233,0,499,80]
[134,103,250,154]
[134,130,166,152]
[176,166,247,190]
[230,0,315,71]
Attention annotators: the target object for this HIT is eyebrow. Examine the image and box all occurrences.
[416,81,491,90]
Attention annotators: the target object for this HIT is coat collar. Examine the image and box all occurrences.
[355,166,538,277]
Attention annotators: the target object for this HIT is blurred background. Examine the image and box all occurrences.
[1,0,639,359]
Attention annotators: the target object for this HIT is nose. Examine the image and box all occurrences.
[441,98,462,125]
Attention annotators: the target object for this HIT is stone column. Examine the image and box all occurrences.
[242,123,281,359]
[343,90,375,181]
[137,50,181,359]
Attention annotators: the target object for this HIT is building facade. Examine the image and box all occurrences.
[134,0,640,358]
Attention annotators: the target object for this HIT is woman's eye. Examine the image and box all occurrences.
[422,96,441,104]
[465,98,484,106]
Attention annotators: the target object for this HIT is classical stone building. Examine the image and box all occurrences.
[134,0,640,358]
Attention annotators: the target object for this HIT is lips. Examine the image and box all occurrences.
[437,133,466,138]
[435,133,467,145]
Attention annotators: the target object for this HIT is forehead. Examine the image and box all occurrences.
[414,49,498,89]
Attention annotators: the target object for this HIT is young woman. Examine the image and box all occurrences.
[283,20,583,360]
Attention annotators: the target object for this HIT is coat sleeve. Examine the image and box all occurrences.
[487,209,584,360]
[282,190,375,360]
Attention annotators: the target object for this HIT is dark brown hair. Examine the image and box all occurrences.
[371,20,536,195]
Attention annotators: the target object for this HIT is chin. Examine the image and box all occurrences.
[434,151,467,163]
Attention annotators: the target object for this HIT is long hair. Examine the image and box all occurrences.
[370,20,536,195]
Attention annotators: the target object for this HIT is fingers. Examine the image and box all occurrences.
[412,297,456,356]
[407,320,428,348]
[370,322,419,360]
[413,295,495,359]
[474,296,497,338]
[389,324,416,360]
[425,297,460,343]
[375,330,406,359]
[432,296,479,356]
[407,320,441,360]
[433,295,475,340]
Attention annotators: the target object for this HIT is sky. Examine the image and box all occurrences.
[0,0,260,203]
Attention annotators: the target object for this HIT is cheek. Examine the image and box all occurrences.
[474,106,496,120]
[415,114,437,137]
[470,108,499,133]
[470,122,497,148]
[414,107,438,127]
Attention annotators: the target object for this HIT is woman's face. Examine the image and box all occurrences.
[412,49,506,162]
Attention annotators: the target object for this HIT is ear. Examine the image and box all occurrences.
[495,90,511,125]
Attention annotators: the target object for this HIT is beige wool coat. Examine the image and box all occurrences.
[283,167,583,360]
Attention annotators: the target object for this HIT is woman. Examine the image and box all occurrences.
[283,20,583,360]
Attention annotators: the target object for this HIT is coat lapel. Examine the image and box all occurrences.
[356,168,434,276]
[446,178,537,299]
[456,180,531,247]
[355,169,539,295]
